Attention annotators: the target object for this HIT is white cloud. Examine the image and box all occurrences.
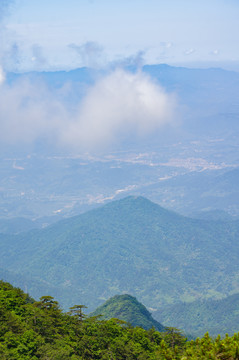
[0,77,67,145]
[0,69,177,151]
[0,66,5,84]
[210,49,220,56]
[62,70,177,150]
[184,48,196,55]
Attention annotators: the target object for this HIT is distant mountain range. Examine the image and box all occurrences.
[6,64,239,147]
[8,64,239,135]
[154,292,239,338]
[1,64,239,220]
[1,195,239,314]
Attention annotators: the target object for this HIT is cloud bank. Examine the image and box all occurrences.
[0,69,177,151]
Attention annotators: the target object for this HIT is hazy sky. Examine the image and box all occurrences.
[2,0,239,71]
[0,0,238,152]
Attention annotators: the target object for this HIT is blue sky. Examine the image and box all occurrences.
[2,0,239,71]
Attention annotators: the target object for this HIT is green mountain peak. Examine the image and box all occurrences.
[90,293,165,332]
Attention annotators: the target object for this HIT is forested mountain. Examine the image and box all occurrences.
[1,196,239,314]
[90,294,164,332]
[0,217,42,234]
[92,293,239,338]
[2,280,239,359]
[154,292,239,338]
[0,280,183,359]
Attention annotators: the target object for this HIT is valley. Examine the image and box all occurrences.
[0,133,238,223]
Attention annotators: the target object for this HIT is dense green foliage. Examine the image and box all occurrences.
[155,292,239,338]
[0,280,183,359]
[3,280,239,359]
[90,294,164,332]
[1,196,239,313]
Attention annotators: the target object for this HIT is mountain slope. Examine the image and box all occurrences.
[154,292,239,338]
[90,294,165,332]
[1,196,239,310]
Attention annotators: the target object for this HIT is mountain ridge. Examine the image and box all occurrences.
[154,292,239,337]
[1,195,239,311]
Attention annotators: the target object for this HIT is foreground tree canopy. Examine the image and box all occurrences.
[1,281,239,359]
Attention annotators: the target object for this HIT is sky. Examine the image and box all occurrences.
[2,0,239,72]
[0,0,238,152]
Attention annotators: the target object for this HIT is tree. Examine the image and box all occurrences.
[163,326,187,349]
[69,304,87,322]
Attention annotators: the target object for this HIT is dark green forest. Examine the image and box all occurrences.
[2,280,239,360]
[90,294,165,332]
